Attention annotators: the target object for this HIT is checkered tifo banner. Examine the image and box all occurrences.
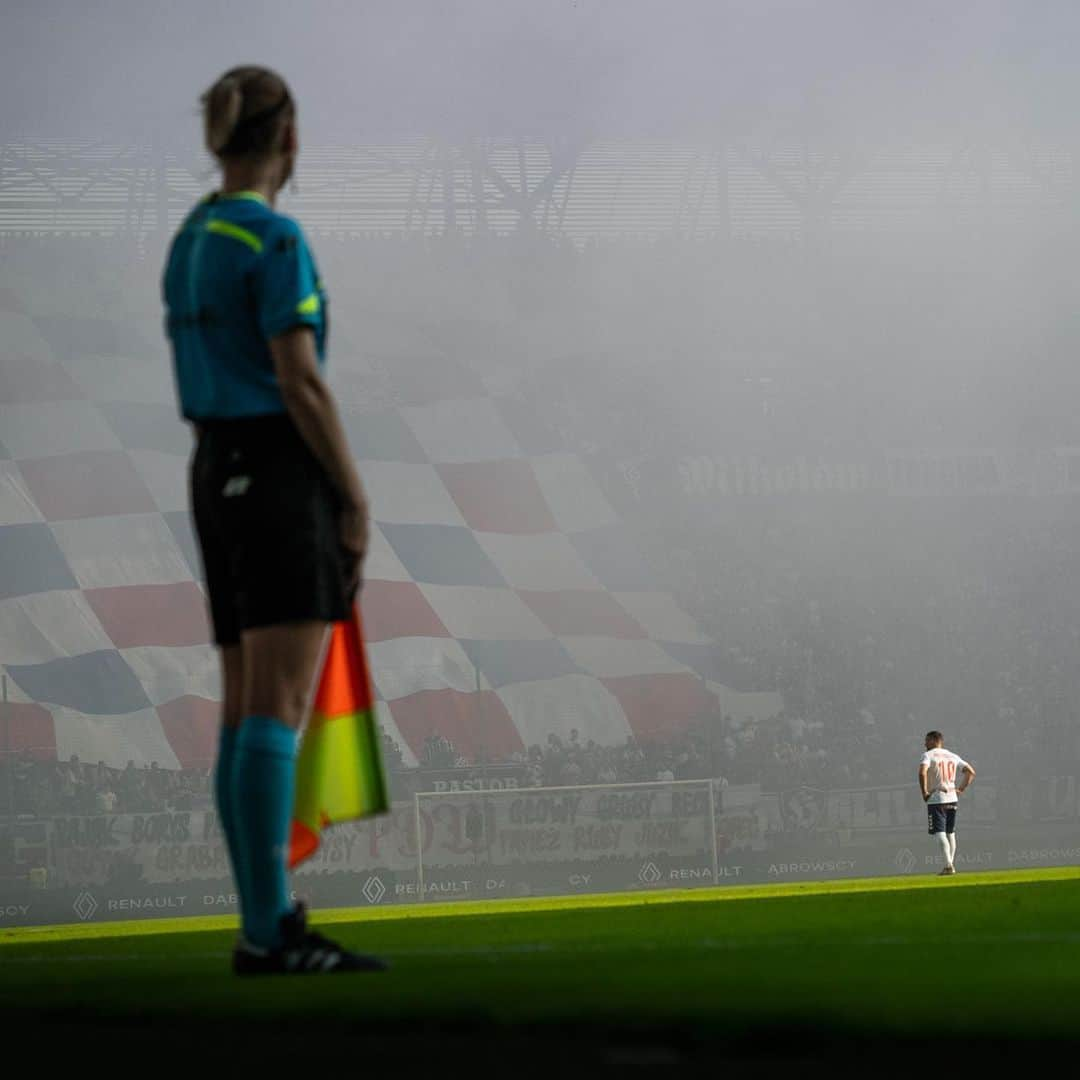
[0,242,782,771]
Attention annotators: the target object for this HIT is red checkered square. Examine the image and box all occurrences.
[438,461,557,534]
[19,452,156,521]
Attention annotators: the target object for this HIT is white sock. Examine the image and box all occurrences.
[936,831,952,865]
[948,833,957,864]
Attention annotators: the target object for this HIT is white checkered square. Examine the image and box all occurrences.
[419,584,551,641]
[362,462,466,526]
[51,514,193,588]
[474,531,602,591]
[0,590,112,665]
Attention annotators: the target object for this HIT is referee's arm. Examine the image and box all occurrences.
[270,326,369,582]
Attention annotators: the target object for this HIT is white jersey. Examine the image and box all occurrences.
[919,747,971,805]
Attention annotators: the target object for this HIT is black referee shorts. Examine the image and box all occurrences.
[927,804,957,836]
[191,414,351,646]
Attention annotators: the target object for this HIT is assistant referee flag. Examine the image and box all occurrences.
[289,608,389,868]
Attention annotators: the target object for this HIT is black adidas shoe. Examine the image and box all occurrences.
[233,903,388,976]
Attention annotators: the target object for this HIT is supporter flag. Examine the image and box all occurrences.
[289,607,389,868]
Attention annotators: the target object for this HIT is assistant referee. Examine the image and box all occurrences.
[163,66,382,975]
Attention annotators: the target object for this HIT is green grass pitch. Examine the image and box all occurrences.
[4,868,1079,1064]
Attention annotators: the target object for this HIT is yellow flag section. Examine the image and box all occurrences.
[289,608,389,868]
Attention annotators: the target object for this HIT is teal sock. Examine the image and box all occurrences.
[213,726,248,926]
[233,715,298,950]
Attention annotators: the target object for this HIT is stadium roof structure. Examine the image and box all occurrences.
[0,136,1073,243]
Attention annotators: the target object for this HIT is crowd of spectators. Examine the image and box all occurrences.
[510,728,714,788]
[394,707,903,797]
[2,718,783,818]
[0,756,212,818]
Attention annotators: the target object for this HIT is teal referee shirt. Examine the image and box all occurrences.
[162,191,327,421]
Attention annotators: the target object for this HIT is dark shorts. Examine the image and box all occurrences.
[927,804,957,835]
[191,414,350,646]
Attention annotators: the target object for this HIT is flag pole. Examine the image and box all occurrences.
[2,675,14,821]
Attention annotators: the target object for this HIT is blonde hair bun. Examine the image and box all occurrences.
[201,66,293,160]
[204,74,244,156]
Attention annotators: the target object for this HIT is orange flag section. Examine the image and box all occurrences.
[288,607,390,869]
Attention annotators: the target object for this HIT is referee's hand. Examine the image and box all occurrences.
[340,502,369,601]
